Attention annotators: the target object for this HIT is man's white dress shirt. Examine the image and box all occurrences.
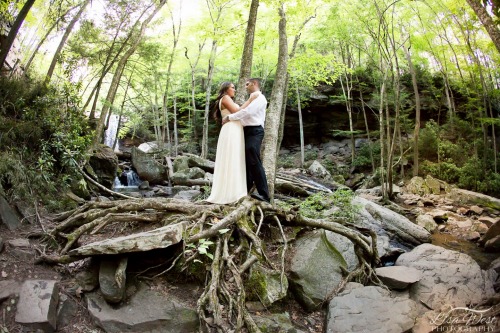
[227,92,267,127]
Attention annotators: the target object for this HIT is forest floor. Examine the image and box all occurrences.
[0,211,326,333]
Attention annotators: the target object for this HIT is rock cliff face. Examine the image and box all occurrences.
[279,82,440,148]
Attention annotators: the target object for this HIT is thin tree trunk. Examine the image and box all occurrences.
[113,66,135,151]
[235,0,259,104]
[201,39,218,159]
[296,83,304,167]
[359,87,375,173]
[161,4,182,146]
[404,46,421,177]
[45,0,91,83]
[0,0,36,70]
[173,93,178,157]
[185,42,205,144]
[262,5,288,202]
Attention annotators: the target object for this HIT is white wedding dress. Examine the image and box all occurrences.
[206,103,247,204]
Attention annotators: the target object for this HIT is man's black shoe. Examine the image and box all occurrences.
[251,193,270,203]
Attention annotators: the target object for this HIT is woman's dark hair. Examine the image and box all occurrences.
[213,81,233,123]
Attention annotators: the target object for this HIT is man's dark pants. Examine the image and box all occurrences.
[243,125,270,201]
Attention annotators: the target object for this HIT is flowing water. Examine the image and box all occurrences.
[431,232,498,269]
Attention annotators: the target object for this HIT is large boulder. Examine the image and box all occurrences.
[446,188,500,211]
[308,160,331,179]
[0,195,21,230]
[395,243,495,312]
[245,264,288,307]
[88,145,118,188]
[289,230,348,310]
[326,283,419,333]
[479,220,500,251]
[131,147,169,185]
[86,282,198,333]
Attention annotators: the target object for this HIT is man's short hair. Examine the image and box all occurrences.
[247,78,261,88]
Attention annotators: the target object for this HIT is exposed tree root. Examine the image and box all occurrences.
[37,196,381,332]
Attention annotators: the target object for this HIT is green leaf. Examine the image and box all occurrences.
[218,228,230,234]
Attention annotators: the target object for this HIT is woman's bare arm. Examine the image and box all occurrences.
[221,92,260,114]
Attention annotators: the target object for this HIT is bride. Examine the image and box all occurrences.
[207,81,259,204]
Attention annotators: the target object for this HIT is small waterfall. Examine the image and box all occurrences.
[104,114,120,151]
[113,169,141,191]
[126,170,141,186]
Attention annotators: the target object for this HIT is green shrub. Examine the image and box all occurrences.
[0,77,92,209]
[418,120,439,161]
[420,160,460,183]
[353,142,380,169]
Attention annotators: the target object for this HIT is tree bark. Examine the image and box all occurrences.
[201,39,217,159]
[466,0,500,54]
[262,5,288,202]
[296,83,305,167]
[45,0,91,83]
[0,0,36,70]
[161,4,182,147]
[404,46,421,177]
[234,0,259,105]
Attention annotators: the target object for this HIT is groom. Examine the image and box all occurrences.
[222,78,270,203]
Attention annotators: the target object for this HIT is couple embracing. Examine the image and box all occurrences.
[206,78,271,204]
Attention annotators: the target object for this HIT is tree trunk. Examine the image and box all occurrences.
[45,0,91,83]
[404,46,421,177]
[201,39,218,159]
[0,0,36,70]
[173,93,178,157]
[359,86,375,173]
[234,0,259,104]
[184,42,205,143]
[161,5,182,147]
[262,5,288,202]
[466,0,500,54]
[92,0,167,148]
[296,83,304,167]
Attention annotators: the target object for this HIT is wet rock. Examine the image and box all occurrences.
[15,280,59,332]
[326,285,418,333]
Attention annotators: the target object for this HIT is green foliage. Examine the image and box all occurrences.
[420,161,460,183]
[277,155,297,169]
[418,120,439,161]
[0,77,92,208]
[299,189,359,221]
[304,150,318,161]
[353,142,380,169]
